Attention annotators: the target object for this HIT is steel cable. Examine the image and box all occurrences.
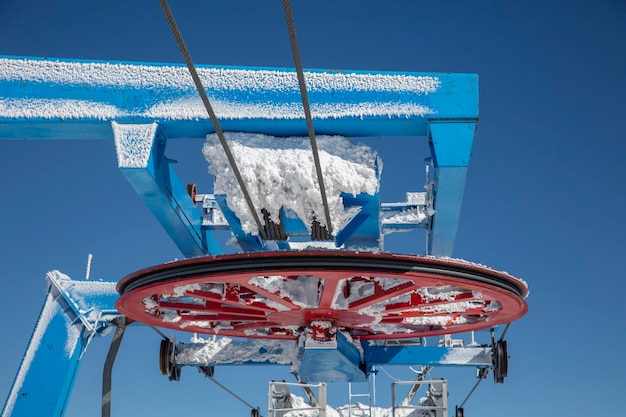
[157,0,268,240]
[281,0,334,235]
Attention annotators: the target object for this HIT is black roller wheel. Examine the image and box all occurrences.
[159,338,181,381]
[493,340,508,383]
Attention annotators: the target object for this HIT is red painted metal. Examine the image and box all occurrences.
[116,251,528,340]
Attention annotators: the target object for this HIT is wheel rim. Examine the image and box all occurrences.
[116,251,528,340]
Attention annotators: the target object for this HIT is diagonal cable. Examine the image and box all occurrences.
[281,0,333,236]
[158,0,268,240]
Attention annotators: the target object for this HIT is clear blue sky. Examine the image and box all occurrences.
[1,1,625,416]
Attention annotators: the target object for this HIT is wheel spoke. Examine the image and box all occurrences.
[241,280,303,310]
[189,288,279,313]
[348,280,418,310]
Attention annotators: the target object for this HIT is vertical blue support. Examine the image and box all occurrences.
[427,121,477,257]
[1,295,89,417]
[2,272,119,417]
[112,122,223,257]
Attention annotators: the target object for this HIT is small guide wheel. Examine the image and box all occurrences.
[159,338,180,381]
[493,339,509,383]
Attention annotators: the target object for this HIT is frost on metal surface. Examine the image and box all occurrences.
[175,335,296,365]
[249,275,321,309]
[0,57,439,121]
[112,122,158,168]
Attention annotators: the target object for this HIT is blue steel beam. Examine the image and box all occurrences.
[0,56,477,140]
[298,332,367,383]
[112,122,223,257]
[1,272,118,417]
[364,344,491,368]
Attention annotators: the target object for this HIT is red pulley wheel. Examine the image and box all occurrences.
[116,251,528,340]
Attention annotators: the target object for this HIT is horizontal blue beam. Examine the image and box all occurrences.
[0,56,477,139]
[365,344,492,367]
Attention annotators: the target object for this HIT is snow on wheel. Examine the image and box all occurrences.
[116,251,528,340]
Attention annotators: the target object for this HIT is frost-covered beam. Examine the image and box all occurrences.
[0,56,477,139]
[175,337,296,366]
[1,272,118,417]
[112,122,223,257]
[381,192,430,233]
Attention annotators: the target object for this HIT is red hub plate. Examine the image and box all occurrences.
[116,251,528,340]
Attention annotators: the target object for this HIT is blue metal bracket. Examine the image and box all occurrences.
[1,272,118,417]
[335,191,381,250]
[112,122,223,257]
[298,332,367,383]
[381,192,431,233]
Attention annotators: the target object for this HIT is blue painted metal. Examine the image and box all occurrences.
[298,332,367,383]
[364,344,491,368]
[112,122,223,257]
[279,208,309,236]
[0,56,477,140]
[381,192,430,233]
[1,272,118,417]
[172,335,492,383]
[335,192,381,249]
[213,194,266,252]
[427,121,477,257]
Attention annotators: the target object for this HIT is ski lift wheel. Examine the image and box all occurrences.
[117,251,528,340]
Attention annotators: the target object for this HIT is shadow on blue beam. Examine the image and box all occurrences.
[299,332,366,383]
[364,344,491,368]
